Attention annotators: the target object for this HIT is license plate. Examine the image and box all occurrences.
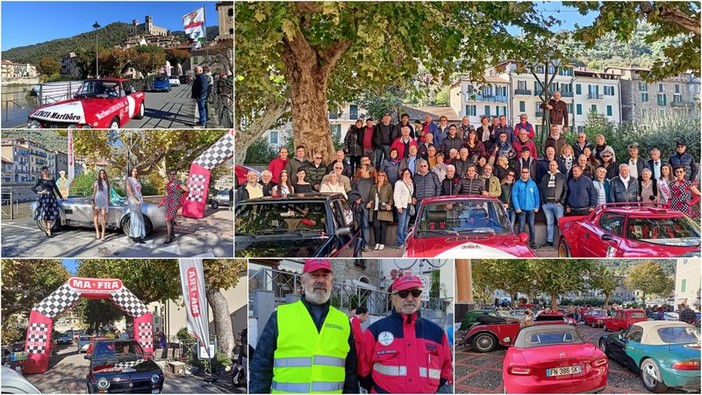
[152,390,160,394]
[547,365,582,377]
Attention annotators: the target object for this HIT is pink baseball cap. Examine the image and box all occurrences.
[391,274,423,292]
[303,259,333,273]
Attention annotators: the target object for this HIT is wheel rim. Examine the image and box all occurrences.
[598,340,606,353]
[558,242,567,257]
[139,103,144,117]
[642,361,660,387]
[110,120,119,129]
[476,335,493,351]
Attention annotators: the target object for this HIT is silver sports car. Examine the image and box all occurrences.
[30,189,166,236]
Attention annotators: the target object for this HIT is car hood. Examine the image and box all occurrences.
[235,236,327,257]
[515,343,602,367]
[29,101,86,123]
[405,233,536,258]
[91,358,160,375]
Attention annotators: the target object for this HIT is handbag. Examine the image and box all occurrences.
[408,204,416,217]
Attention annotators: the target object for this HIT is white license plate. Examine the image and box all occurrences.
[152,390,160,394]
[547,365,582,377]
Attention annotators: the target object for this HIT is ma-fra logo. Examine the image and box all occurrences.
[325,323,344,330]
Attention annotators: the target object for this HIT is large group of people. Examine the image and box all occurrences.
[239,99,700,250]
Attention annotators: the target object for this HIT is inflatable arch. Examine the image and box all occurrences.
[24,277,153,374]
[182,129,234,219]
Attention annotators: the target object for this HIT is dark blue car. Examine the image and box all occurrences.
[151,76,171,92]
[85,339,164,394]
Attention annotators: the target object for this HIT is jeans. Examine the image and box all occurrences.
[373,148,384,171]
[506,208,516,229]
[349,156,361,174]
[197,97,207,125]
[542,203,564,243]
[359,206,370,248]
[372,210,388,245]
[517,210,536,243]
[396,207,410,246]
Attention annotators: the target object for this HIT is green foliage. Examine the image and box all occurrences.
[357,85,407,121]
[37,57,60,76]
[565,1,701,81]
[74,299,125,334]
[70,171,97,197]
[434,87,451,106]
[245,136,278,165]
[1,316,27,345]
[177,327,197,344]
[625,260,675,301]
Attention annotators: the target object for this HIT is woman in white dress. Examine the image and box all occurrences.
[320,172,347,198]
[92,169,111,240]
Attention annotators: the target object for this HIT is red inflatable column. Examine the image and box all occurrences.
[24,310,53,374]
[182,131,233,219]
[133,313,155,355]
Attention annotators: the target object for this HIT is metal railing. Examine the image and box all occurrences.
[588,93,604,100]
[514,89,531,95]
[1,187,14,220]
[210,77,233,128]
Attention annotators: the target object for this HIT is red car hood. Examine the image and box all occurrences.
[29,99,87,123]
[30,95,141,125]
[404,233,536,258]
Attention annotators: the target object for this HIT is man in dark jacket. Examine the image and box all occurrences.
[669,141,697,181]
[541,91,568,134]
[374,113,395,170]
[565,166,597,216]
[305,153,327,191]
[623,143,650,181]
[249,260,359,394]
[392,113,414,140]
[441,125,464,157]
[610,164,639,202]
[191,66,209,127]
[412,159,441,208]
[515,147,538,181]
[539,161,567,247]
[572,132,593,159]
[458,165,484,195]
[441,165,461,196]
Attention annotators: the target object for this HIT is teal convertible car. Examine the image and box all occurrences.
[599,321,700,393]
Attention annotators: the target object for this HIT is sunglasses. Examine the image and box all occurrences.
[314,157,322,160]
[393,289,422,298]
[420,165,428,167]
[676,170,685,173]
[508,174,515,177]
[521,171,529,173]
[603,155,611,158]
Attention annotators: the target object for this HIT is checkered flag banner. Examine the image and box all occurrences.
[186,174,207,203]
[115,358,147,369]
[32,284,80,318]
[193,132,233,170]
[111,287,148,318]
[137,322,154,350]
[26,323,49,355]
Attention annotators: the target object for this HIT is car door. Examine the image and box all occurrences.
[329,199,355,257]
[621,325,644,371]
[584,212,625,257]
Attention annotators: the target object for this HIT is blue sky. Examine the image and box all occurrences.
[63,259,78,274]
[2,1,220,50]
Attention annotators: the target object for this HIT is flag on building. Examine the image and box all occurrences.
[178,259,211,358]
[182,7,205,49]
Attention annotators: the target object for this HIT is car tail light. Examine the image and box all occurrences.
[672,361,700,370]
[591,357,608,368]
[508,366,531,375]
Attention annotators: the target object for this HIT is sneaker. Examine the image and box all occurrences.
[374,244,380,251]
[546,241,554,247]
[378,244,385,250]
[529,242,536,249]
[362,247,371,252]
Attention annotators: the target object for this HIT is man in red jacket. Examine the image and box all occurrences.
[267,147,289,184]
[350,306,369,373]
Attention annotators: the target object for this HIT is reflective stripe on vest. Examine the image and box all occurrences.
[272,300,350,394]
[419,367,441,379]
[373,363,441,379]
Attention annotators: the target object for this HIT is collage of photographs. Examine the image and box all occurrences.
[0,1,701,395]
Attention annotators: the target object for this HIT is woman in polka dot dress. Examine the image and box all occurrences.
[32,166,63,237]
[669,165,701,218]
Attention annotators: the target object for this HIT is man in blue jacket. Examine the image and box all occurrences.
[511,167,540,249]
[191,66,209,127]
[566,165,598,216]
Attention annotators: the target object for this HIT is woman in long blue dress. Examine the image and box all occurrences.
[92,169,111,240]
[126,167,145,243]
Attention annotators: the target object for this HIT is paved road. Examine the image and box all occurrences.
[454,322,686,394]
[23,344,234,394]
[1,207,233,258]
[124,84,199,129]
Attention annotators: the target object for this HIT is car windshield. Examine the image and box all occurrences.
[592,310,607,316]
[516,328,584,348]
[236,201,329,235]
[657,327,700,344]
[75,80,122,98]
[626,216,700,246]
[155,77,168,82]
[93,340,143,360]
[416,200,512,236]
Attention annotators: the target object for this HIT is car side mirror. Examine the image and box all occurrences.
[518,233,529,243]
[503,336,512,345]
[335,227,351,237]
[601,234,615,242]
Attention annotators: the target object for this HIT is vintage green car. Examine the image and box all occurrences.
[599,321,700,393]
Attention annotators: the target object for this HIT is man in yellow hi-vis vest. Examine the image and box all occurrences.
[250,259,359,393]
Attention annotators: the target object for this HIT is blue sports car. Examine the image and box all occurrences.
[599,321,700,393]
[151,76,171,92]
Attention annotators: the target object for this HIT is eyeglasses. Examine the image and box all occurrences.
[602,155,611,158]
[508,174,515,177]
[393,289,422,298]
[168,172,176,176]
[314,157,322,160]
[675,170,685,173]
[521,170,529,174]
[420,165,428,167]
[334,167,343,170]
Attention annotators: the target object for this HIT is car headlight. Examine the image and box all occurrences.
[97,377,110,390]
[151,374,160,384]
[27,119,41,128]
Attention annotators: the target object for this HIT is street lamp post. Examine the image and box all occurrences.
[92,22,101,78]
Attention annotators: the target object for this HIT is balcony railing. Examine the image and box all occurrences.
[670,101,695,108]
[561,91,574,98]
[588,94,604,100]
[535,111,544,118]
[469,94,508,103]
[514,89,531,95]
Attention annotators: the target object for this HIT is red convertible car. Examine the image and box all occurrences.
[503,325,608,393]
[27,79,145,129]
[403,196,536,258]
[558,203,700,258]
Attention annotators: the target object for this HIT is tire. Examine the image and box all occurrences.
[210,200,219,210]
[598,339,608,356]
[558,237,571,257]
[109,117,120,130]
[135,102,145,119]
[121,215,153,236]
[471,332,498,353]
[640,358,668,393]
[36,218,61,232]
[591,321,596,328]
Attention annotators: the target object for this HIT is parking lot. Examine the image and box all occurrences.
[454,322,687,394]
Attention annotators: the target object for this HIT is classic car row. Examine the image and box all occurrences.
[458,309,700,393]
[234,191,700,258]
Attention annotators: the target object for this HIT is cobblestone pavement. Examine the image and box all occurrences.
[454,322,687,394]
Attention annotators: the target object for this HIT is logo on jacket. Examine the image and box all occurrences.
[378,331,394,346]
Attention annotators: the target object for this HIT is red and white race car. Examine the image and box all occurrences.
[27,79,145,129]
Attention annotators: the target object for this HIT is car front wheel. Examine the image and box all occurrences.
[471,333,497,353]
[121,215,154,236]
[210,200,219,210]
[110,117,120,129]
[598,339,608,355]
[135,102,145,119]
[36,217,61,232]
[558,238,571,257]
[640,358,668,393]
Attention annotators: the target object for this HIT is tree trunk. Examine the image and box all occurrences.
[206,289,234,359]
[603,294,610,309]
[235,99,289,165]
[551,292,559,311]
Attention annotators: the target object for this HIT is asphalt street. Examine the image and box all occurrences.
[454,322,687,394]
[1,207,233,258]
[22,344,235,394]
[123,84,198,129]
